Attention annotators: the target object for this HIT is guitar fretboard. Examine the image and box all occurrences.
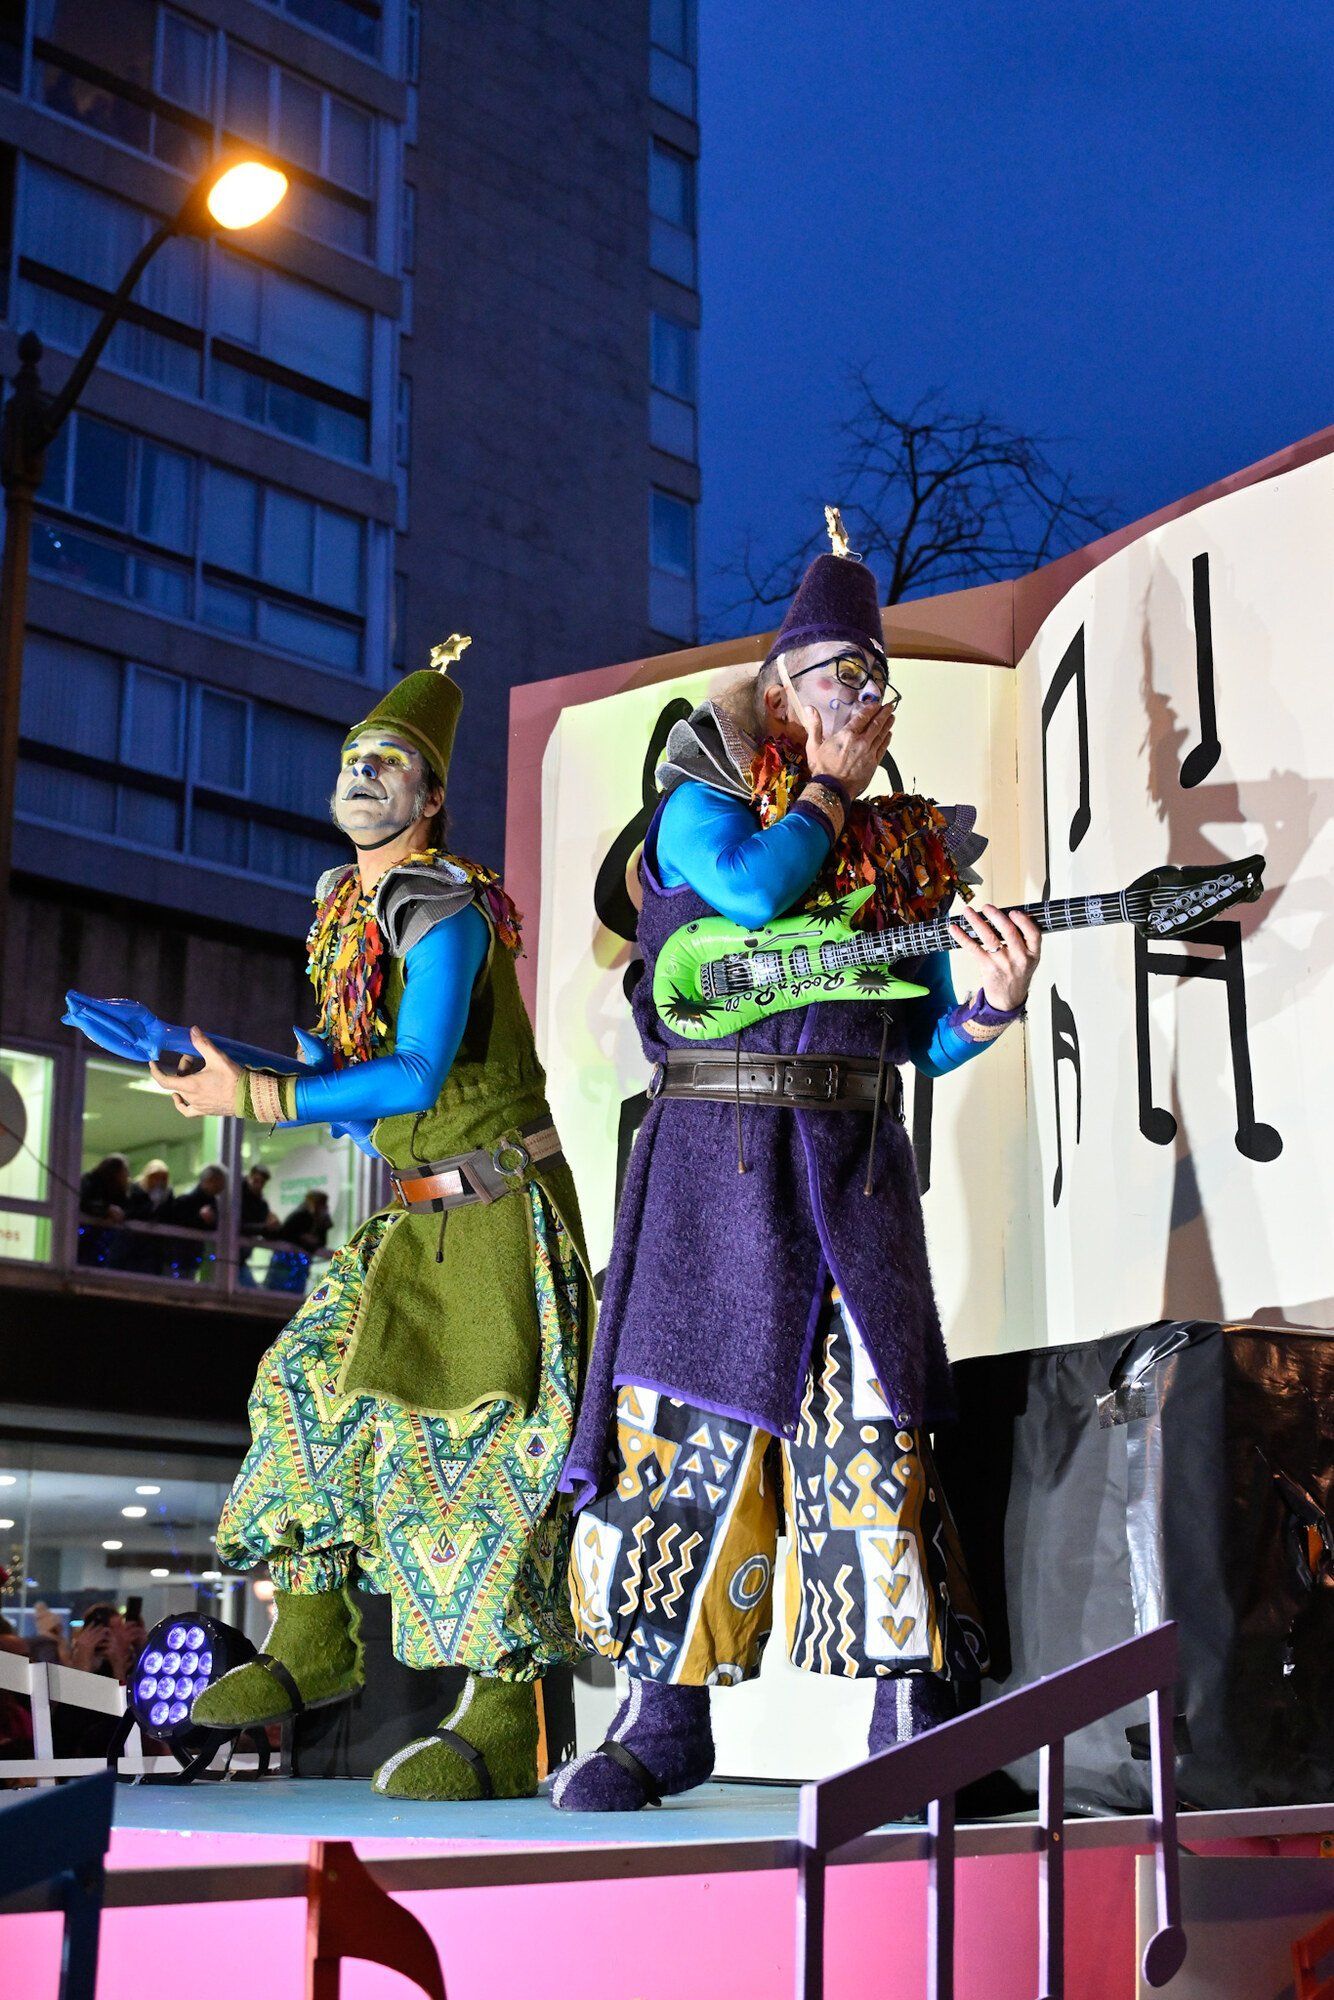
[826,889,1152,971]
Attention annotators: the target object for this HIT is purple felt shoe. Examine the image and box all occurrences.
[868,1673,959,1755]
[551,1678,714,1812]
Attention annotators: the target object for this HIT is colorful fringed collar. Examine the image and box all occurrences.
[747,741,971,931]
[306,849,523,1065]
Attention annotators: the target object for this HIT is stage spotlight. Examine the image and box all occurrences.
[120,1612,263,1781]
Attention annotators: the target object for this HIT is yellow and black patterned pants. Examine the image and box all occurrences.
[570,1289,987,1686]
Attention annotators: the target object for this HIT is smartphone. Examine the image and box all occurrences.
[124,1594,143,1623]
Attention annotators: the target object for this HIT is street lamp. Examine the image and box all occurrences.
[0,154,287,1032]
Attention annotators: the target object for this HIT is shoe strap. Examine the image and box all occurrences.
[431,1724,494,1798]
[596,1737,662,1808]
[253,1652,305,1715]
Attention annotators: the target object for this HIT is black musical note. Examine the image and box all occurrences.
[911,1071,934,1194]
[1133,920,1282,1162]
[1180,552,1221,789]
[1040,626,1092,901]
[1050,984,1082,1206]
[593,698,694,945]
[592,1086,654,1298]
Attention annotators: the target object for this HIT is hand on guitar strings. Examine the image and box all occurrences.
[948,903,1042,1013]
[800,698,898,801]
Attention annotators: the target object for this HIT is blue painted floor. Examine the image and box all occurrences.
[111,1777,815,1846]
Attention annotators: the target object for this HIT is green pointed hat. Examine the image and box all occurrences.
[343,633,468,785]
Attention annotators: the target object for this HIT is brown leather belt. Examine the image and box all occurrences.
[390,1117,564,1212]
[651,1051,904,1118]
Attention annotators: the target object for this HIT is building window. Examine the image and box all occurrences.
[650,488,696,642]
[395,374,412,467]
[260,0,381,63]
[16,163,375,462]
[650,311,697,462]
[649,140,697,287]
[0,1046,56,1266]
[400,182,417,273]
[30,1,213,178]
[392,570,407,670]
[32,411,373,673]
[221,37,376,258]
[650,0,696,117]
[17,634,349,892]
[0,1439,245,1645]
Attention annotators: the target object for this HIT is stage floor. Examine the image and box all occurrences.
[107,1776,817,1848]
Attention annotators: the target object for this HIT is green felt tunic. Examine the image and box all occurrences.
[331,920,592,1420]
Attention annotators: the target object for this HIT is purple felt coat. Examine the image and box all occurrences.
[561,801,957,1508]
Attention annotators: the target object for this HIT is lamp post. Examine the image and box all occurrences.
[0,158,288,1036]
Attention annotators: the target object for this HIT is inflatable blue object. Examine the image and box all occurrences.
[62,992,377,1153]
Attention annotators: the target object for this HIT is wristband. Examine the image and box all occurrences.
[242,1069,297,1123]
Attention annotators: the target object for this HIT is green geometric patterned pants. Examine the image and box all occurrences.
[215,1184,582,1679]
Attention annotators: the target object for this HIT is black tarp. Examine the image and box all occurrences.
[935,1321,1334,1812]
[293,1593,576,1781]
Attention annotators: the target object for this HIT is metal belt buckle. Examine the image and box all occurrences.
[785,1061,838,1102]
[647,1063,666,1100]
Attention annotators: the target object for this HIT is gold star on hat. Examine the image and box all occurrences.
[428,632,472,673]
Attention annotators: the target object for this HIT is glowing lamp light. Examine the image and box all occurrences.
[206,161,288,231]
[102,1539,123,1551]
[122,1505,147,1518]
[136,1484,161,1496]
[0,1518,13,1530]
[150,1566,170,1578]
[0,1474,16,1485]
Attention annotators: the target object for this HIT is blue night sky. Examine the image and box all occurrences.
[695,0,1332,637]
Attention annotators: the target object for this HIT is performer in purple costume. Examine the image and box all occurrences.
[553,516,1041,1812]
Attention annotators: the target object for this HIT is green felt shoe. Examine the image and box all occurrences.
[371,1675,539,1801]
[190,1585,363,1730]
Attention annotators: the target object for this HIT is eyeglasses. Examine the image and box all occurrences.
[790,651,901,711]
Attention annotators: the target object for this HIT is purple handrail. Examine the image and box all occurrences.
[793,1622,1186,2000]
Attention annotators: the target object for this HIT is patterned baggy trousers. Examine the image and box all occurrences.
[216,1185,584,1679]
[569,1287,987,1686]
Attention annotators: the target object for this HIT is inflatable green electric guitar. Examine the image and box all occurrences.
[653,856,1267,1041]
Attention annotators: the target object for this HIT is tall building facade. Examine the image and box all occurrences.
[0,0,699,1640]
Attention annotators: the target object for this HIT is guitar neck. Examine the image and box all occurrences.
[858,889,1140,965]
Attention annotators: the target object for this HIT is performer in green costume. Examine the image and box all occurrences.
[150,638,592,1801]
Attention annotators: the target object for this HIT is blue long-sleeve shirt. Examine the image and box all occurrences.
[290,902,489,1124]
[655,781,1001,1079]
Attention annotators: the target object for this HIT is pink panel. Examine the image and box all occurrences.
[0,1829,1136,2000]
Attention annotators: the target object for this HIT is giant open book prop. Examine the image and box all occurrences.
[534,452,1333,1362]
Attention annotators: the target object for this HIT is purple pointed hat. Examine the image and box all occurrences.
[762,509,886,668]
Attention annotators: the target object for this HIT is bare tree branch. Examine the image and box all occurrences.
[710,379,1117,633]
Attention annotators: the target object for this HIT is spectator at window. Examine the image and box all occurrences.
[161,1164,227,1281]
[112,1157,174,1274]
[265,1189,333,1293]
[238,1164,280,1286]
[77,1154,130,1266]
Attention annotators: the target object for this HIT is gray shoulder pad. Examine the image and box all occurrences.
[376,862,477,956]
[315,862,354,903]
[938,803,988,881]
[656,702,754,800]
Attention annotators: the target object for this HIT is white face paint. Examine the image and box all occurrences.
[776,640,893,741]
[332,730,438,849]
